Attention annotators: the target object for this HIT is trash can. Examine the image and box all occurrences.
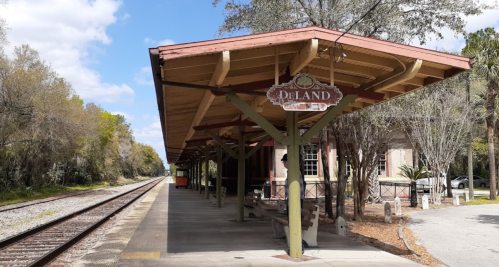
[263,181,271,198]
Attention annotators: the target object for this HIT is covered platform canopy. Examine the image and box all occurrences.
[149,26,471,258]
[150,26,471,164]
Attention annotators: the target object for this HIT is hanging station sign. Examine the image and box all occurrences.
[266,73,343,111]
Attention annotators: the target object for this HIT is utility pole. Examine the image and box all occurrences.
[467,71,474,200]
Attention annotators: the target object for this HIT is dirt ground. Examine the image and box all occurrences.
[316,199,456,267]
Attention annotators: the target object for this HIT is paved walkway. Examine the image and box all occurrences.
[75,179,423,267]
[408,203,499,267]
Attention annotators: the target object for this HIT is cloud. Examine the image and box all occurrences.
[411,5,499,52]
[134,120,167,165]
[111,111,134,121]
[158,39,175,46]
[0,0,134,103]
[134,66,154,86]
[142,114,154,121]
[121,13,131,20]
[144,37,175,46]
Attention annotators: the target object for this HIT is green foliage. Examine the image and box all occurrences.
[399,165,429,181]
[463,28,499,83]
[0,45,165,193]
[461,195,499,205]
[0,186,68,205]
[170,164,177,178]
[213,0,490,45]
[462,27,499,200]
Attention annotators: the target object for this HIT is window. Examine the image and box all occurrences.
[378,153,386,176]
[303,144,318,176]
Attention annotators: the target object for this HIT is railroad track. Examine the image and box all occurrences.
[0,192,90,213]
[0,178,163,267]
[0,179,156,213]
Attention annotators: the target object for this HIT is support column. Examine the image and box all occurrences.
[190,162,194,190]
[195,161,198,191]
[193,161,197,191]
[216,145,222,208]
[287,111,302,258]
[205,153,210,199]
[468,145,474,200]
[199,157,203,194]
[237,125,246,222]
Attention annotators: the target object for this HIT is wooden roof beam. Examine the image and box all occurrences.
[363,59,423,92]
[181,51,230,155]
[383,85,406,93]
[290,39,319,75]
[324,46,399,70]
[419,66,445,79]
[308,68,371,87]
[193,119,257,131]
[349,101,365,109]
[403,77,424,87]
[357,97,377,104]
[217,69,293,136]
[210,51,231,86]
[309,58,386,79]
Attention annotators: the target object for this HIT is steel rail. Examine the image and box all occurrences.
[0,179,148,213]
[0,178,163,266]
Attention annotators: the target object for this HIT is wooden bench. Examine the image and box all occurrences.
[210,186,227,205]
[243,192,262,218]
[271,204,319,247]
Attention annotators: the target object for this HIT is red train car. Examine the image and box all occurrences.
[175,168,189,188]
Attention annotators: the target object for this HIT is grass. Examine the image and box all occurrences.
[459,187,489,191]
[0,177,147,206]
[461,195,499,205]
[0,187,70,206]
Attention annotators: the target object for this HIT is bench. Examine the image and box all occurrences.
[271,203,319,247]
[210,186,227,205]
[243,192,262,218]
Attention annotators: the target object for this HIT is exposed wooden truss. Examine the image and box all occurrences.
[151,26,471,163]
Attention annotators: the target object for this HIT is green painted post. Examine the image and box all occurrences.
[190,162,194,190]
[287,111,302,258]
[198,155,203,194]
[193,162,197,191]
[205,153,210,199]
[237,126,246,222]
[217,145,222,208]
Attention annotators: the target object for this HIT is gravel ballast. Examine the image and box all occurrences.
[0,179,159,241]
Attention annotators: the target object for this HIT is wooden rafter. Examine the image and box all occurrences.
[290,39,319,75]
[218,67,292,136]
[162,81,266,96]
[193,119,256,131]
[180,51,231,153]
[363,60,423,92]
[309,58,386,79]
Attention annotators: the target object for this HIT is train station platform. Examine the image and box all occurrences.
[75,179,423,267]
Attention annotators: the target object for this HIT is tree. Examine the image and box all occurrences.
[0,0,8,48]
[399,165,429,181]
[211,0,492,215]
[462,28,499,200]
[319,127,333,218]
[213,0,490,45]
[398,75,474,204]
[330,119,348,219]
[331,104,397,220]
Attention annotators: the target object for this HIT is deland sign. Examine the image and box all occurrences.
[266,73,343,111]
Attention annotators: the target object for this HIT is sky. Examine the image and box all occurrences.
[0,0,498,167]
